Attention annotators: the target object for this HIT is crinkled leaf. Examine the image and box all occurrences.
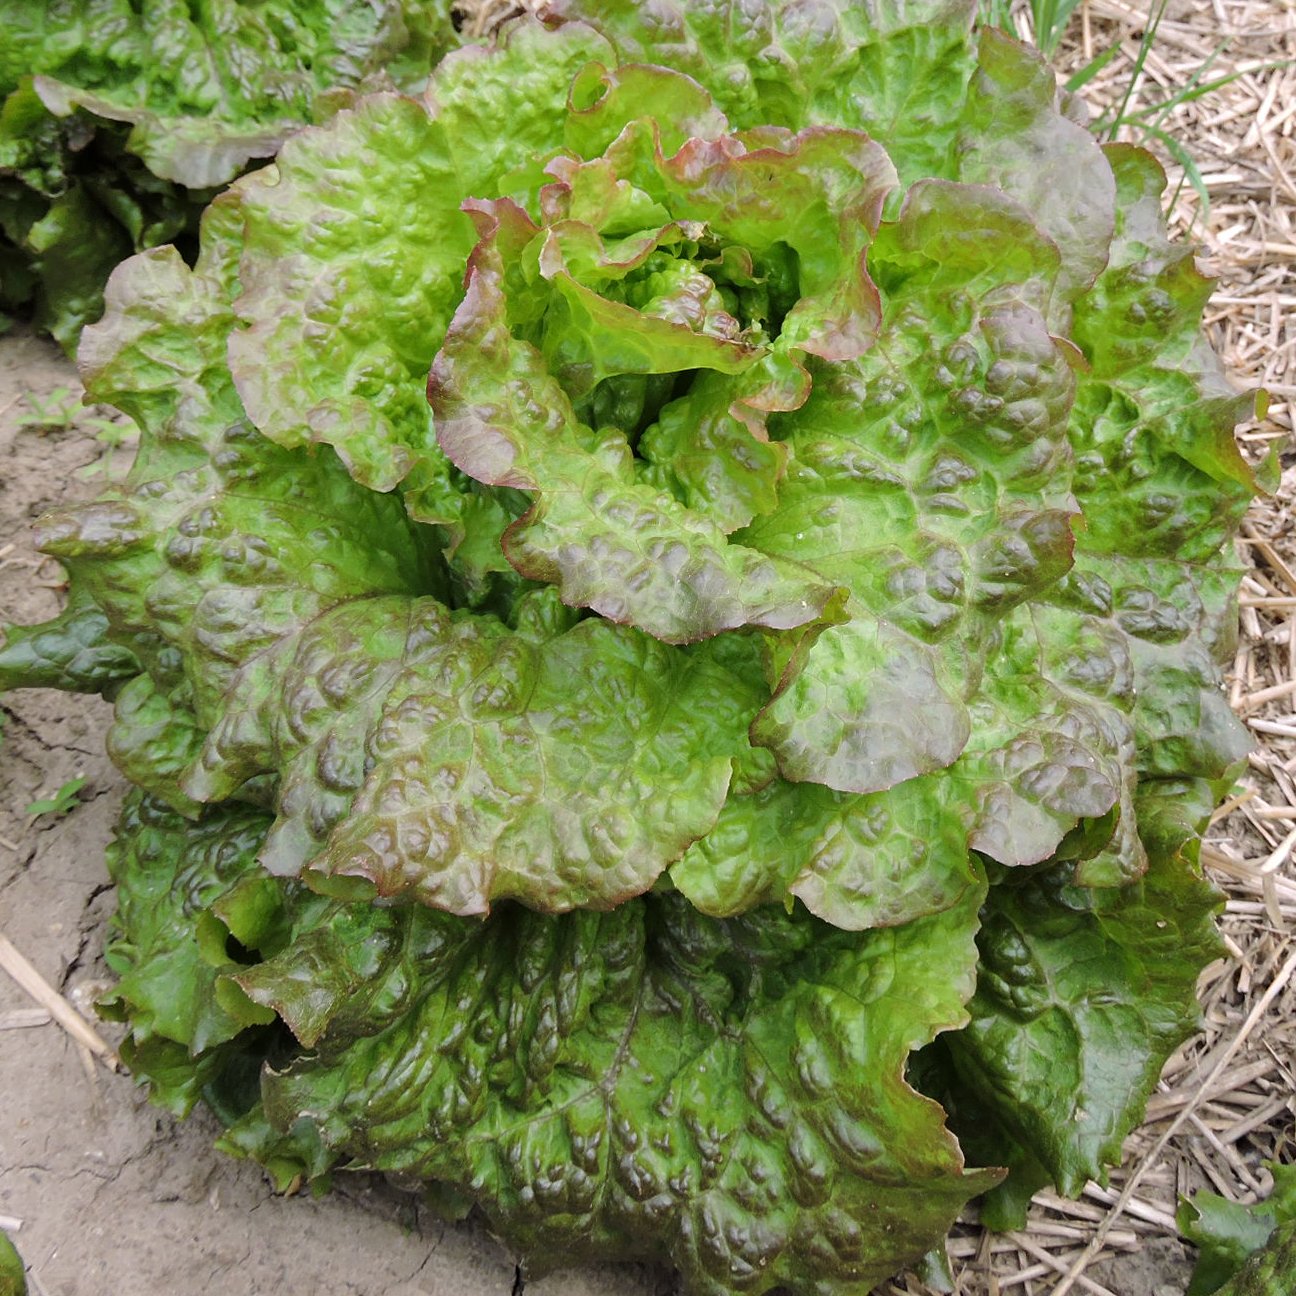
[99,794,279,1062]
[751,614,971,795]
[1179,1164,1296,1296]
[431,223,836,642]
[957,31,1115,307]
[40,236,434,720]
[739,181,1081,803]
[228,24,612,501]
[671,774,983,931]
[96,791,1000,1291]
[552,0,978,185]
[0,585,138,695]
[187,595,761,914]
[233,877,1000,1293]
[13,0,456,187]
[940,796,1223,1216]
[0,0,459,348]
[106,673,207,817]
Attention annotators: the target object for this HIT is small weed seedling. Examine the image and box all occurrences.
[15,387,83,433]
[26,776,87,820]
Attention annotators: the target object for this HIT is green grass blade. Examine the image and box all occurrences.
[1066,44,1122,93]
[1106,0,1172,141]
[1141,123,1212,223]
[1035,0,1085,55]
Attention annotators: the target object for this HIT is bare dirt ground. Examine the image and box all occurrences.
[1,3,1292,1295]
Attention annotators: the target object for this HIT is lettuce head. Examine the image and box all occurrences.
[0,1,1269,1290]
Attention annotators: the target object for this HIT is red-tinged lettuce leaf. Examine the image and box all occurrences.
[0,1,459,349]
[749,613,971,796]
[956,30,1115,308]
[430,108,895,642]
[106,672,208,817]
[670,774,984,932]
[227,872,1000,1293]
[37,229,436,726]
[1070,144,1264,541]
[185,594,763,914]
[1052,554,1251,784]
[226,22,613,506]
[674,595,1147,931]
[550,0,980,186]
[738,182,1083,807]
[430,216,837,643]
[1050,143,1257,801]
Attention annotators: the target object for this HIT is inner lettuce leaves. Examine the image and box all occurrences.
[0,0,460,348]
[0,0,1268,1290]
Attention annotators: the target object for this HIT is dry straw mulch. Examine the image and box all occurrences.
[885,1,1296,1293]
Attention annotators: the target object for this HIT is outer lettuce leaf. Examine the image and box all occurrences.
[0,585,138,694]
[102,793,1000,1293]
[957,30,1115,306]
[0,1231,24,1296]
[98,794,292,1117]
[932,777,1225,1224]
[99,794,280,1062]
[669,774,985,932]
[1215,1218,1296,1296]
[0,0,458,346]
[962,849,1220,1193]
[37,230,435,722]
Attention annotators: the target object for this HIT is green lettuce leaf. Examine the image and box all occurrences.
[227,23,613,507]
[101,792,1000,1291]
[1215,1216,1296,1296]
[0,584,138,694]
[1180,1164,1296,1296]
[0,1231,24,1296]
[4,0,458,187]
[41,231,436,721]
[933,777,1225,1223]
[0,0,459,346]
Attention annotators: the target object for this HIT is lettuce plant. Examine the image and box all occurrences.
[0,2,1270,1289]
[0,0,456,349]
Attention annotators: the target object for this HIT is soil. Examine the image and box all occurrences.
[0,330,1195,1296]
